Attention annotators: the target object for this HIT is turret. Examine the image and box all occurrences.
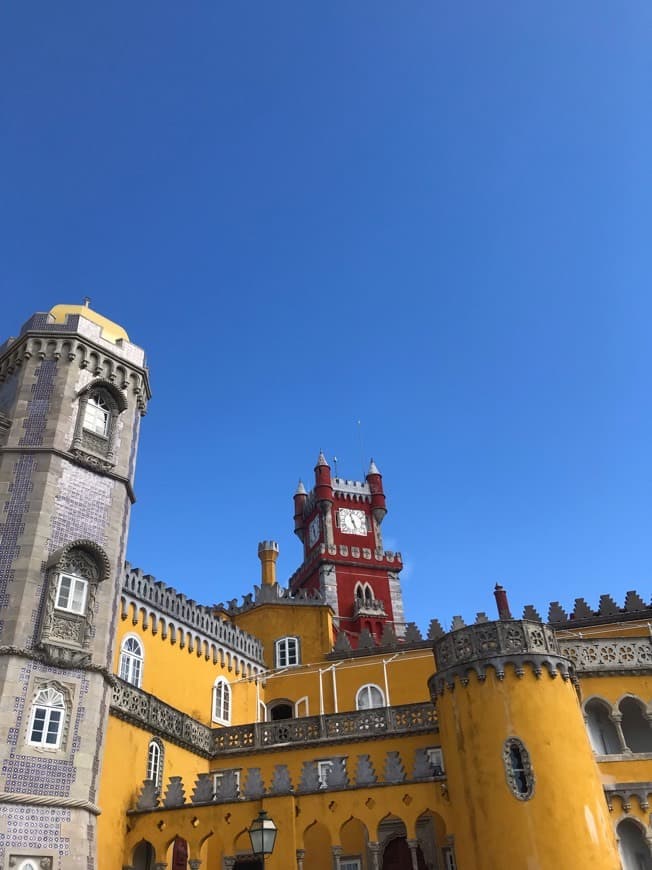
[314,450,333,512]
[366,458,387,525]
[258,540,280,586]
[428,590,620,870]
[293,480,307,540]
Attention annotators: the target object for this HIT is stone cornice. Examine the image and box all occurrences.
[0,645,116,684]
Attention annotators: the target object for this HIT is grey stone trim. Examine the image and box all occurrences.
[503,737,535,801]
[0,791,101,814]
[163,777,186,808]
[604,782,652,812]
[129,745,444,814]
[430,619,573,695]
[559,637,652,674]
[122,564,264,666]
[0,445,137,502]
[0,644,115,680]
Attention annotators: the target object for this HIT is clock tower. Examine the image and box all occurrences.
[290,453,405,646]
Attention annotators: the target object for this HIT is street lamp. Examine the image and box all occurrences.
[248,809,278,864]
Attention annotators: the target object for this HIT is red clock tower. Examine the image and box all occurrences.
[289,453,405,646]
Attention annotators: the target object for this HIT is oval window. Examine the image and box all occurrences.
[503,737,534,800]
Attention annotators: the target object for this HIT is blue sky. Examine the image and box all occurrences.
[2,3,651,630]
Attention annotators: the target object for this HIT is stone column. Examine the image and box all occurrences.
[296,849,305,870]
[189,861,202,870]
[332,845,343,869]
[154,864,167,870]
[407,839,420,870]
[223,859,236,870]
[610,712,630,753]
[368,842,381,870]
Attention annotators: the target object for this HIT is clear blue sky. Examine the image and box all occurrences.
[2,3,651,631]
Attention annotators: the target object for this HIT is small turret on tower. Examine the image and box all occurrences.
[258,540,279,587]
[366,458,387,525]
[314,451,333,512]
[293,481,308,540]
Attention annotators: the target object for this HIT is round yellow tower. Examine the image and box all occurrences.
[429,588,619,870]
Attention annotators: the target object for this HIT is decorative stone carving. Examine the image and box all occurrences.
[384,751,406,783]
[503,737,535,801]
[355,754,377,786]
[430,619,572,695]
[242,767,265,799]
[191,773,214,804]
[560,638,652,674]
[270,764,293,794]
[164,776,186,807]
[298,760,321,793]
[403,622,423,642]
[427,619,445,640]
[136,778,160,810]
[325,757,349,789]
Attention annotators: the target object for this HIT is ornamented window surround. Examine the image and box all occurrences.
[22,680,74,757]
[8,857,54,870]
[503,736,535,801]
[71,378,127,469]
[39,540,110,668]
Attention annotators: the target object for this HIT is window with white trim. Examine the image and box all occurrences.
[275,636,300,668]
[146,738,164,792]
[341,860,362,870]
[213,768,241,798]
[119,635,144,687]
[426,747,445,775]
[83,392,110,436]
[55,572,88,615]
[212,677,231,725]
[355,684,385,710]
[28,686,65,748]
[317,759,334,789]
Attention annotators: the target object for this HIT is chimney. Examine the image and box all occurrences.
[258,541,280,586]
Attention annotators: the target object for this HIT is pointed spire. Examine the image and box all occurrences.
[367,458,380,475]
[316,450,329,467]
[295,479,307,495]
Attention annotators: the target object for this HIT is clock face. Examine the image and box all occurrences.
[339,508,367,536]
[308,515,320,547]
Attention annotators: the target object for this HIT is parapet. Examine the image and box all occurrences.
[523,590,652,628]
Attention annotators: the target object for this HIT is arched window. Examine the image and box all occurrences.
[28,685,66,749]
[620,696,652,753]
[618,818,652,870]
[356,684,385,710]
[584,698,621,754]
[146,738,164,792]
[275,636,300,668]
[364,584,374,605]
[269,701,293,721]
[355,583,364,602]
[212,677,231,725]
[119,635,144,687]
[83,392,111,436]
[503,737,534,800]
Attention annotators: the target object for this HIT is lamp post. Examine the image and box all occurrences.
[248,809,278,866]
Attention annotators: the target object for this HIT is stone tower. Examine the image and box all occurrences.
[428,587,620,869]
[0,304,149,868]
[290,453,405,645]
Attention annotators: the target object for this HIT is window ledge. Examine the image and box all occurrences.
[596,752,652,762]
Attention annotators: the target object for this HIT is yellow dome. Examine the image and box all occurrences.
[49,303,130,344]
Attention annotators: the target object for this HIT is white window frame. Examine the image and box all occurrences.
[295,696,309,718]
[355,683,385,710]
[119,634,144,687]
[146,738,163,792]
[54,572,88,615]
[213,768,241,797]
[317,759,334,789]
[340,860,362,870]
[426,746,445,775]
[27,687,65,749]
[212,677,231,725]
[83,392,110,436]
[275,636,300,668]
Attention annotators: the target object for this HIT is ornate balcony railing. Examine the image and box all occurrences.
[559,637,652,674]
[110,679,437,758]
[353,598,387,618]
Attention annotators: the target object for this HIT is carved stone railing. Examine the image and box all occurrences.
[111,680,214,757]
[212,702,437,755]
[353,598,386,618]
[111,679,437,758]
[431,619,572,695]
[559,638,652,674]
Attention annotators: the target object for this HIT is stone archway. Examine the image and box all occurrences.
[382,836,427,870]
[132,840,155,870]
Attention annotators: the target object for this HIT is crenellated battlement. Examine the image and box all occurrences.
[215,582,326,615]
[121,563,265,665]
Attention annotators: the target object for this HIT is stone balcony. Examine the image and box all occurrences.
[110,679,437,759]
[352,597,387,619]
[558,637,652,674]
